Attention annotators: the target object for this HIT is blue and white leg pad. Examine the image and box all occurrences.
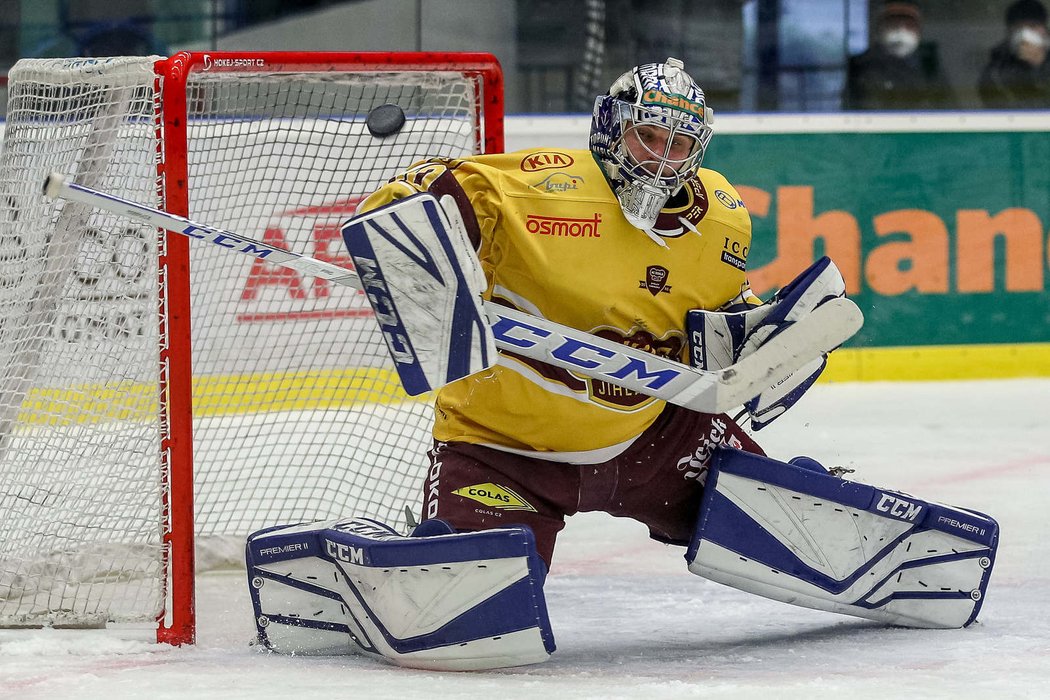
[246,518,555,670]
[687,448,998,629]
[341,193,496,395]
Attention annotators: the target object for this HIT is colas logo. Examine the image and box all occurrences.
[452,483,537,511]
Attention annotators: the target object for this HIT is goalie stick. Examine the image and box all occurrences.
[42,173,863,414]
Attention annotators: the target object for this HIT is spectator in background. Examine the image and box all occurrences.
[979,0,1050,108]
[844,1,955,110]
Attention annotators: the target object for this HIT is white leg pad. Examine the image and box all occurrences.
[246,518,554,670]
[687,448,998,629]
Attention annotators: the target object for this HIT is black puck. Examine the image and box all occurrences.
[366,104,406,137]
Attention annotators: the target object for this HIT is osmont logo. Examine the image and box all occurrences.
[520,151,575,172]
[202,54,266,71]
[525,213,601,238]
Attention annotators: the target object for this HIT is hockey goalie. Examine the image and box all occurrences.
[244,57,998,671]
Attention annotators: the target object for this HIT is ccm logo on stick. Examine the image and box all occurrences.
[489,313,680,390]
[181,224,276,257]
[876,494,923,522]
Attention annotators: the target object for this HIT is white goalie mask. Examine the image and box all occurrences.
[589,57,714,231]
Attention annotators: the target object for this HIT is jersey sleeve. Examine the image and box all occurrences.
[358,158,501,252]
[696,173,762,311]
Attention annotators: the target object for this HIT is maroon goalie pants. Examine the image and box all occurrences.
[420,405,764,569]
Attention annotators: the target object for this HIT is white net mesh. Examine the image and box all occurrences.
[0,57,165,627]
[0,54,491,630]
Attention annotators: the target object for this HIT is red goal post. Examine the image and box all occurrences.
[157,51,503,645]
[0,51,504,646]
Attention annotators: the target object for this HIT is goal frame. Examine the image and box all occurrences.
[154,51,504,645]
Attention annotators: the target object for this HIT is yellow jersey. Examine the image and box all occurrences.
[360,148,756,461]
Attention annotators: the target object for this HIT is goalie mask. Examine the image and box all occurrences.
[590,57,713,232]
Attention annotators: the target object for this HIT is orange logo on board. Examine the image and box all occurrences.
[642,89,705,118]
[520,151,575,172]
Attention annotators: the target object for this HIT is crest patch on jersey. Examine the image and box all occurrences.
[452,483,537,512]
[640,265,672,296]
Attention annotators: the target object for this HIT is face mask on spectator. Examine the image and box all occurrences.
[1010,26,1049,54]
[881,28,920,57]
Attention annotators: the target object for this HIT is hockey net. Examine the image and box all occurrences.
[0,52,503,642]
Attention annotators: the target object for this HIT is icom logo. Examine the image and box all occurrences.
[720,237,748,271]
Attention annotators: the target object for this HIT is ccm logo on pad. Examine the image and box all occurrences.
[326,539,366,565]
[875,494,923,522]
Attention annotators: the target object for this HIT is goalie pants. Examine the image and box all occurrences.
[423,406,763,568]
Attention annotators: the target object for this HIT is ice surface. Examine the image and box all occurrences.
[2,379,1048,700]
